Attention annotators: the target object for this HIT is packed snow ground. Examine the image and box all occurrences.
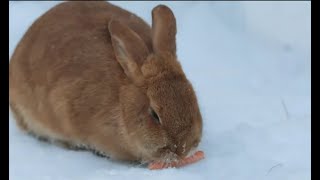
[9,1,311,180]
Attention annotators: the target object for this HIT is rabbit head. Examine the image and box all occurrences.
[108,5,202,163]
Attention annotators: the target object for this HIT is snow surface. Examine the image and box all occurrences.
[9,1,311,180]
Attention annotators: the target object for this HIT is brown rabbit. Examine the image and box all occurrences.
[9,1,202,163]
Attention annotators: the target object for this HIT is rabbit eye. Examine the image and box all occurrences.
[149,107,161,124]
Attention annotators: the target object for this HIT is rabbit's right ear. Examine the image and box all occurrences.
[152,5,177,55]
[108,20,149,86]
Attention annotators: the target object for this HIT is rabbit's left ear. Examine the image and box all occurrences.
[108,20,148,85]
[152,5,177,56]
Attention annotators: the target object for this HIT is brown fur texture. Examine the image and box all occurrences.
[9,1,202,163]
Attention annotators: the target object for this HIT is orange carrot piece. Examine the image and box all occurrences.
[148,151,204,170]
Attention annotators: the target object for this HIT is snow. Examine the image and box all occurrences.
[9,1,311,180]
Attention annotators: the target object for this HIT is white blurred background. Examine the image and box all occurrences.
[9,1,311,180]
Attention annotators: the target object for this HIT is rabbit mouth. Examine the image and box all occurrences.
[139,145,178,164]
[158,150,179,163]
[149,145,179,163]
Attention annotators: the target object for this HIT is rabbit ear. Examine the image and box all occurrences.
[152,5,177,55]
[108,20,148,85]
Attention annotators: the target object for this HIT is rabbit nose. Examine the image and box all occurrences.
[165,144,177,153]
[175,143,188,158]
[172,144,178,152]
[169,144,183,160]
[158,144,176,154]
